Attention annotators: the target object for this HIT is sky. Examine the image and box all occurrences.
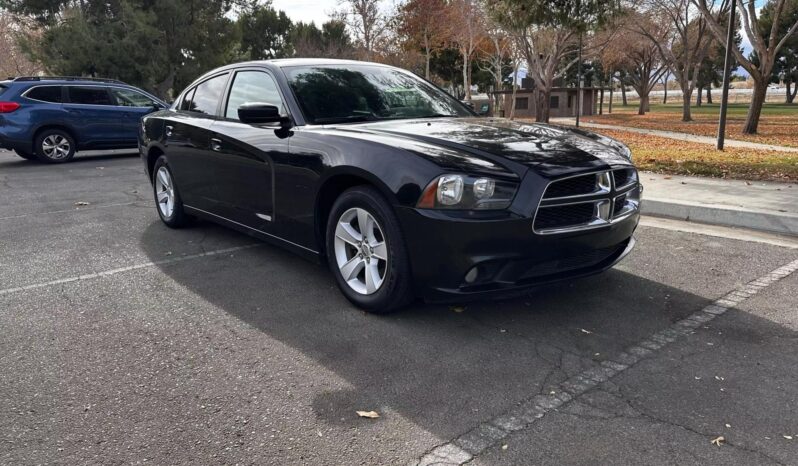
[271,0,337,26]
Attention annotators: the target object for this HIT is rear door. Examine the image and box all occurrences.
[109,87,163,146]
[163,73,230,213]
[64,86,124,147]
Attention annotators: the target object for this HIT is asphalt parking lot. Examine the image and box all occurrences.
[1,148,797,465]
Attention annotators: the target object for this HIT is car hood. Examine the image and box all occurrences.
[322,117,633,179]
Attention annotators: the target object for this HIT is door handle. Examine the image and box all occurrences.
[210,138,222,152]
[165,125,173,137]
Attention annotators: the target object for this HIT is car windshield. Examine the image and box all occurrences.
[283,64,472,124]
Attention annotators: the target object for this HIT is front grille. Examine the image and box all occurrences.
[543,174,599,199]
[613,168,637,189]
[534,168,640,234]
[535,203,595,230]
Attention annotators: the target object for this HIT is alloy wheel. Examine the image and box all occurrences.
[155,166,175,218]
[333,207,388,295]
[41,135,71,160]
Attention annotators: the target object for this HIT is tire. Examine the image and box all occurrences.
[326,186,414,313]
[152,156,191,228]
[34,129,76,163]
[14,149,36,160]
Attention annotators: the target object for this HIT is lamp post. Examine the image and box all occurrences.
[717,0,737,150]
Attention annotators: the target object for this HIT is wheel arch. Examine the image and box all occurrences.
[146,145,166,181]
[33,125,78,150]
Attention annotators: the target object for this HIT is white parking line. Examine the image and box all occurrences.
[640,216,798,249]
[415,257,798,466]
[0,244,260,297]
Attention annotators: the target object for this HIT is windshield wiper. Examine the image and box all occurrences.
[313,113,379,124]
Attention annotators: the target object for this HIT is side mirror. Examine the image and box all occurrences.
[238,102,286,125]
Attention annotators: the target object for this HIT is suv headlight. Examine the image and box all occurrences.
[417,174,518,210]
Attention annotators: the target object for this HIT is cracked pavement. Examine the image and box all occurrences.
[1,149,797,465]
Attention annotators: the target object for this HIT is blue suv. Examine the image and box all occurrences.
[0,77,167,163]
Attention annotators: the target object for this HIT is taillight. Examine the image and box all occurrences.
[0,102,21,113]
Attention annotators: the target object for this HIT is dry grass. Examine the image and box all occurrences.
[595,129,798,182]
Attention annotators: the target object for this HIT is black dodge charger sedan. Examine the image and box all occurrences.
[139,59,640,312]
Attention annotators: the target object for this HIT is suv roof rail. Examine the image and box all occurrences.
[11,76,127,84]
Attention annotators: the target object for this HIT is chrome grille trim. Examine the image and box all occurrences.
[533,167,640,235]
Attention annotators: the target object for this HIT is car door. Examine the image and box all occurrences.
[64,86,123,147]
[208,68,289,231]
[164,73,230,213]
[109,87,164,147]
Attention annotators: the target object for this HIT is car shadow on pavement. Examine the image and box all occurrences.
[0,151,137,167]
[138,220,719,440]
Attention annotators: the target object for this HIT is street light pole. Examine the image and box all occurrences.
[717,0,737,150]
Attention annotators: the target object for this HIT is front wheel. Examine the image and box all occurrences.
[326,186,414,313]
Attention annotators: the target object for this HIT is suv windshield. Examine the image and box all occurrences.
[283,65,472,124]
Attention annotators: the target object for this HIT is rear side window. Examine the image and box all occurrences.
[67,86,113,105]
[180,87,197,111]
[25,86,63,103]
[187,74,228,115]
[111,88,157,107]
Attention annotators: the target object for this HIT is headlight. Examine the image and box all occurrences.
[417,174,518,210]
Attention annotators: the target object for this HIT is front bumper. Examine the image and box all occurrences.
[396,206,639,302]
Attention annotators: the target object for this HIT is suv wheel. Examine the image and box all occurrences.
[152,156,191,228]
[326,186,413,313]
[35,129,76,163]
[14,149,36,160]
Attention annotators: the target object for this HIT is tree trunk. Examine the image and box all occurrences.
[599,87,604,115]
[743,79,767,134]
[621,85,627,106]
[785,81,795,104]
[696,86,702,106]
[681,88,693,122]
[609,75,614,113]
[663,79,668,104]
[535,88,550,123]
[638,93,648,115]
[706,87,712,104]
[462,50,471,101]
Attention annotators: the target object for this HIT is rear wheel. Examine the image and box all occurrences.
[152,156,191,228]
[326,186,413,313]
[35,129,76,163]
[14,149,36,160]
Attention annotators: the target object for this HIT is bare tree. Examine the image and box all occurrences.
[631,0,716,121]
[445,0,486,101]
[338,0,388,60]
[478,14,512,113]
[694,0,798,133]
[396,0,448,80]
[0,12,43,78]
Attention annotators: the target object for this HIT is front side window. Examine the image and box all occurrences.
[112,88,157,107]
[26,86,63,103]
[283,65,471,124]
[225,71,284,120]
[67,86,113,105]
[188,74,228,115]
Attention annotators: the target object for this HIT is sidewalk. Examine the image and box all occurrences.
[551,118,798,153]
[640,172,798,236]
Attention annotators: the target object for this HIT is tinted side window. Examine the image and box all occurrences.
[225,71,284,120]
[26,86,63,103]
[68,86,113,105]
[112,88,157,107]
[189,74,228,115]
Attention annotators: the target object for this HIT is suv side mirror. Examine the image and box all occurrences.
[239,102,286,125]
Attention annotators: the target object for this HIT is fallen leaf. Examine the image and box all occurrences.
[745,181,752,185]
[663,176,672,180]
[580,328,593,334]
[501,444,508,450]
[74,201,90,206]
[784,435,793,440]
[711,436,725,446]
[725,423,731,428]
[164,251,172,256]
[450,306,465,313]
[356,410,379,419]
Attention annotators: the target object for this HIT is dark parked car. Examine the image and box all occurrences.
[0,76,167,163]
[139,59,640,312]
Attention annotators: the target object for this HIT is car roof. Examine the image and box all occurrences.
[7,77,129,86]
[222,58,394,70]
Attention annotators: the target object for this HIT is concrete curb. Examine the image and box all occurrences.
[642,198,798,237]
